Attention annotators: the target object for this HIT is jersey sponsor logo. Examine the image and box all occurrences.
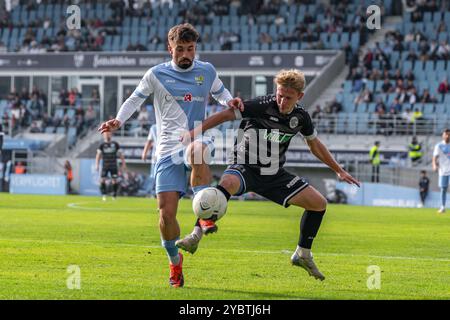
[289,117,299,128]
[165,79,175,83]
[263,130,294,143]
[286,176,301,188]
[170,94,205,102]
[184,93,192,102]
[269,116,279,122]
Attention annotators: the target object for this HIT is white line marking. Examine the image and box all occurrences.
[67,202,151,212]
[0,238,449,263]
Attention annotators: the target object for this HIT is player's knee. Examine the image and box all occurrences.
[314,194,327,212]
[219,175,241,195]
[159,209,176,226]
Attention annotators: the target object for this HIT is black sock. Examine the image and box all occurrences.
[299,210,325,249]
[100,182,106,195]
[113,182,118,197]
[216,185,231,201]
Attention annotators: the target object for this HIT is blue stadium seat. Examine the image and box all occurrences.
[56,127,66,134]
[367,102,377,113]
[54,109,64,119]
[45,126,55,134]
[424,24,435,37]
[343,80,353,93]
[340,32,350,44]
[423,103,435,114]
[425,61,434,73]
[68,127,77,147]
[270,43,280,51]
[350,32,359,51]
[355,103,367,113]
[336,113,347,134]
[356,114,370,134]
[435,103,445,114]
[288,42,298,50]
[414,60,424,73]
[260,43,269,51]
[436,60,446,72]
[231,43,240,51]
[67,109,75,119]
[438,32,448,43]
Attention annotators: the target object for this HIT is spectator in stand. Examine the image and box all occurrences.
[421,89,438,103]
[381,79,394,93]
[408,87,419,105]
[14,162,26,174]
[64,160,73,194]
[29,121,42,133]
[28,93,43,119]
[59,89,69,105]
[85,105,96,128]
[406,49,418,61]
[438,78,450,94]
[311,105,323,121]
[405,70,415,82]
[385,106,398,135]
[390,98,402,113]
[437,41,450,60]
[354,89,373,106]
[40,112,52,130]
[91,88,100,104]
[68,88,81,106]
[137,105,149,132]
[20,87,29,101]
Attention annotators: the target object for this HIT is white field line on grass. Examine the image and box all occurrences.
[0,237,449,263]
[67,202,152,212]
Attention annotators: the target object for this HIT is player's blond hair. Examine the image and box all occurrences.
[167,23,199,44]
[274,69,306,93]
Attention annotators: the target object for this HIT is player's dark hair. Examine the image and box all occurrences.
[444,128,450,134]
[167,23,199,44]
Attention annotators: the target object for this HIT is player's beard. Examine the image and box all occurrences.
[177,58,193,69]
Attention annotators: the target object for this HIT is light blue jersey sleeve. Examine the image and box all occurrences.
[207,62,233,106]
[116,68,155,124]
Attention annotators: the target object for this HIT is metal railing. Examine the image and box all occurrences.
[312,113,448,136]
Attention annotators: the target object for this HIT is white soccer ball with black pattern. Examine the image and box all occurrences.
[192,187,228,221]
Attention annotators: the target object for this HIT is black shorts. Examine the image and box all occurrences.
[101,167,118,179]
[224,164,309,207]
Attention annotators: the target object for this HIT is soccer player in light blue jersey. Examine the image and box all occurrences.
[432,128,450,213]
[99,23,243,287]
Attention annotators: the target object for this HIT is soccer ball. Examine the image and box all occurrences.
[192,187,228,221]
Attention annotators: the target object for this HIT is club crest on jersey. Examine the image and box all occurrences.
[184,93,193,102]
[289,116,299,128]
[195,75,204,85]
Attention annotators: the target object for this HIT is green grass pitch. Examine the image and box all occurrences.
[0,193,449,300]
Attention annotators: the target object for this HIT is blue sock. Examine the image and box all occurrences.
[441,187,447,207]
[192,184,209,196]
[161,237,180,265]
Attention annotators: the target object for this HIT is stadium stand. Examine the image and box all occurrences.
[0,0,381,53]
[0,0,447,193]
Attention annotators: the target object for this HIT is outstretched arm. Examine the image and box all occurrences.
[307,137,360,187]
[182,108,237,143]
